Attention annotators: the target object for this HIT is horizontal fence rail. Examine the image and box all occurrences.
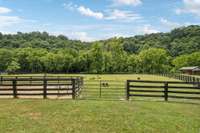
[126,80,200,101]
[0,76,83,99]
[159,73,200,84]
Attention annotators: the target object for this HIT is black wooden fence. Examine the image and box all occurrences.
[0,76,83,99]
[126,80,200,101]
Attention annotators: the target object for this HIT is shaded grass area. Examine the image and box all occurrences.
[0,99,200,133]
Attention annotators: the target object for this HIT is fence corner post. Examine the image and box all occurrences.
[126,80,130,101]
[164,82,168,101]
[72,79,76,100]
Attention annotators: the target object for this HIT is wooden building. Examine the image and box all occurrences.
[180,66,200,75]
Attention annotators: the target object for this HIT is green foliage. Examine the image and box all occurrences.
[121,25,200,56]
[0,49,14,72]
[6,60,20,73]
[90,43,104,73]
[172,52,200,71]
[137,48,171,73]
[127,54,138,73]
[0,25,199,73]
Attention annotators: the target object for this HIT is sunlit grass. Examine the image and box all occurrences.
[0,99,199,133]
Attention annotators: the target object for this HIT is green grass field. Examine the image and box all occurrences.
[0,74,199,133]
[0,100,200,133]
[0,73,179,81]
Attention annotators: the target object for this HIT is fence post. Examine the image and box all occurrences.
[13,79,17,98]
[72,79,76,100]
[30,76,32,85]
[43,78,47,99]
[198,78,200,88]
[99,80,102,98]
[126,80,130,100]
[0,76,2,84]
[192,77,195,84]
[164,82,168,101]
[185,76,187,82]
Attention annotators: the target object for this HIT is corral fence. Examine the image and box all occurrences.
[159,73,200,85]
[126,80,200,101]
[0,76,83,99]
[1,75,200,102]
[82,79,125,100]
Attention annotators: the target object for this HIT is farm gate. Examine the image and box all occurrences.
[81,79,126,100]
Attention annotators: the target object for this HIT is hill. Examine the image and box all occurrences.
[1,25,200,56]
[0,25,199,73]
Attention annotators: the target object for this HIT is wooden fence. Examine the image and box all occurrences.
[126,80,200,101]
[0,76,83,99]
[159,73,200,83]
[82,79,125,100]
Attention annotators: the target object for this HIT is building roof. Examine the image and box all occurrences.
[193,68,200,72]
[180,66,199,71]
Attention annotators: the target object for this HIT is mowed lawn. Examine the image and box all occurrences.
[0,74,200,133]
[0,100,200,133]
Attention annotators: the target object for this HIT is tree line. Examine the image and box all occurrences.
[0,25,199,74]
[0,46,199,74]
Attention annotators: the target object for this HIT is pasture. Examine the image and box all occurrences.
[0,74,178,100]
[0,73,178,81]
[0,99,200,133]
[0,74,199,133]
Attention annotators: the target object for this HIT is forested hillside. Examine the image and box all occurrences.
[0,25,199,74]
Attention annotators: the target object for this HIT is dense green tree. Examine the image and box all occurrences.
[172,52,200,71]
[0,49,14,72]
[89,43,104,73]
[108,38,128,72]
[137,48,171,73]
[6,60,21,73]
[127,54,138,73]
[0,25,199,74]
[16,48,47,72]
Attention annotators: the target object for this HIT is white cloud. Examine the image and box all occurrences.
[53,31,96,42]
[63,3,142,22]
[67,32,96,42]
[77,6,104,19]
[105,9,142,21]
[0,7,12,14]
[176,0,200,17]
[0,7,35,31]
[139,25,159,34]
[0,6,23,29]
[0,16,22,28]
[112,0,142,6]
[160,18,200,31]
[63,2,77,11]
[160,18,181,29]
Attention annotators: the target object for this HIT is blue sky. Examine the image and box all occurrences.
[0,0,200,41]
